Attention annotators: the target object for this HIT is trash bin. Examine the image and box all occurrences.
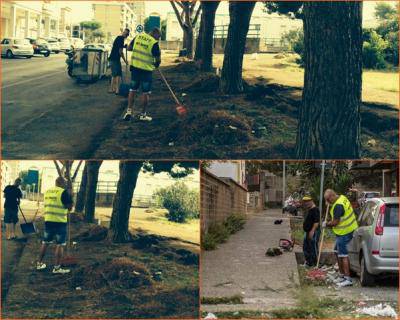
[72,48,108,82]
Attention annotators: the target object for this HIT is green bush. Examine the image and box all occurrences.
[281,28,304,65]
[363,30,388,69]
[202,214,246,250]
[154,182,199,223]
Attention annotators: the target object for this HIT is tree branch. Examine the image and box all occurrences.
[170,1,185,28]
[53,161,63,177]
[192,3,202,26]
[71,160,83,182]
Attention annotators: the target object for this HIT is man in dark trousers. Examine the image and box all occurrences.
[3,178,23,240]
[108,28,130,95]
[123,28,161,121]
[36,177,73,274]
[302,196,320,267]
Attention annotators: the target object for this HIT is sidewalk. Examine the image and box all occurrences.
[201,209,299,313]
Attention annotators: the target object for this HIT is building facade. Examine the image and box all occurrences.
[1,1,72,39]
[92,2,137,42]
[128,1,145,26]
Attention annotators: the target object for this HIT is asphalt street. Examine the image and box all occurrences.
[1,53,126,159]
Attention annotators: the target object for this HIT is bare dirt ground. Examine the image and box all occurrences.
[94,53,398,159]
[1,212,199,319]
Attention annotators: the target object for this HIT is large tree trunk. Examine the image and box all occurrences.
[84,161,102,223]
[75,163,88,213]
[184,28,194,59]
[219,1,256,94]
[194,11,204,61]
[109,161,142,243]
[200,1,219,71]
[296,2,363,159]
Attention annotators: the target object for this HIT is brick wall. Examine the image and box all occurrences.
[201,169,247,235]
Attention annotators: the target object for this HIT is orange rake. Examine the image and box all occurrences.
[158,69,187,116]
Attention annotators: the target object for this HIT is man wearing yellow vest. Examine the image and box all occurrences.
[123,28,162,121]
[323,189,358,287]
[36,177,73,274]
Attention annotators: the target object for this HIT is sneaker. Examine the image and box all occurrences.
[52,266,70,274]
[336,278,353,287]
[36,262,47,270]
[333,276,346,284]
[123,109,132,121]
[139,114,152,121]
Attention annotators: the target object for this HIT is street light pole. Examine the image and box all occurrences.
[282,160,286,208]
[319,160,326,223]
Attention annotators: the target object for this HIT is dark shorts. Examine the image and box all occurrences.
[43,221,67,246]
[130,67,152,93]
[4,207,18,224]
[334,232,354,257]
[110,59,122,77]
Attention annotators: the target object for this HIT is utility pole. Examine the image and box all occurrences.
[282,160,286,208]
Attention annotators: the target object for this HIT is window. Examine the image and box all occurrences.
[359,201,377,227]
[384,204,399,227]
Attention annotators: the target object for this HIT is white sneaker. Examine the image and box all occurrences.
[52,266,70,274]
[139,114,152,121]
[333,275,346,284]
[36,262,47,270]
[336,278,353,287]
[123,109,132,121]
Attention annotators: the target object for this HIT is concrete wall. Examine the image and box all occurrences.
[159,40,182,51]
[201,169,247,235]
[213,38,260,54]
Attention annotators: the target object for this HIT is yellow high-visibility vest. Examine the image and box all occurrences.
[44,186,68,223]
[330,195,358,236]
[130,33,157,72]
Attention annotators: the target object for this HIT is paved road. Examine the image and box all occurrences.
[2,54,126,159]
[201,209,299,313]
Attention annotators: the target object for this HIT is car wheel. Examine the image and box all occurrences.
[26,56,32,59]
[44,52,50,57]
[360,255,375,286]
[55,51,60,54]
[6,50,14,58]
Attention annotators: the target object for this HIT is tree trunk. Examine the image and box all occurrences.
[296,2,363,159]
[194,11,205,61]
[184,28,194,59]
[200,1,219,71]
[84,161,102,223]
[75,163,88,213]
[109,161,142,243]
[219,1,256,94]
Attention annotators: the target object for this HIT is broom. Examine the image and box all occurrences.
[158,69,187,116]
[60,210,78,267]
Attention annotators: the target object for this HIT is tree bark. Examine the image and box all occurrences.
[194,10,204,61]
[109,161,142,243]
[296,2,363,159]
[219,1,256,93]
[75,163,88,213]
[200,1,219,71]
[84,161,102,223]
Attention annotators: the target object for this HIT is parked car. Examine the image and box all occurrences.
[1,38,34,58]
[348,197,399,286]
[57,37,72,52]
[26,38,51,57]
[45,38,61,53]
[358,191,380,208]
[69,37,84,49]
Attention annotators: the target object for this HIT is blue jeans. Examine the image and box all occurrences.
[43,222,67,246]
[130,67,152,93]
[303,230,320,266]
[334,232,353,258]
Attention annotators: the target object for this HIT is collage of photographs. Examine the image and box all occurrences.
[0,0,398,319]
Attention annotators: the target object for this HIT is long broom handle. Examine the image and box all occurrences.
[158,69,181,106]
[316,204,330,268]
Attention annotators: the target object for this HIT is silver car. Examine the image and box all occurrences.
[1,38,34,58]
[349,197,398,286]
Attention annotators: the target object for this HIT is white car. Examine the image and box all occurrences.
[45,38,61,53]
[1,38,34,58]
[58,37,72,52]
[69,37,84,50]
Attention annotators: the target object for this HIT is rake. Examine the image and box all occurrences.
[158,69,187,116]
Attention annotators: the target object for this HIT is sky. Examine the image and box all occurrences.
[60,1,388,24]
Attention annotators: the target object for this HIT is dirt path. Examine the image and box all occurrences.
[2,218,199,319]
[201,209,299,313]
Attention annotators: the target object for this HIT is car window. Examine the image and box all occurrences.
[384,204,399,227]
[15,39,30,45]
[359,202,376,227]
[357,205,367,224]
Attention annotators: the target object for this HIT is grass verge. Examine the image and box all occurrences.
[201,294,244,305]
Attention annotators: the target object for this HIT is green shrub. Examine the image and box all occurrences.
[363,30,388,69]
[281,28,304,65]
[154,182,199,223]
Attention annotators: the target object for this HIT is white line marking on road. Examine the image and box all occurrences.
[2,70,66,89]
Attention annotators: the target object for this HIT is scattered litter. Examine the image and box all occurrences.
[72,242,77,245]
[306,269,327,281]
[228,125,238,130]
[274,219,283,225]
[257,126,267,131]
[75,286,82,291]
[251,130,255,134]
[181,93,187,97]
[356,304,397,318]
[367,139,377,147]
[279,238,294,251]
[168,142,174,146]
[357,301,367,307]
[205,312,217,319]
[265,247,283,257]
